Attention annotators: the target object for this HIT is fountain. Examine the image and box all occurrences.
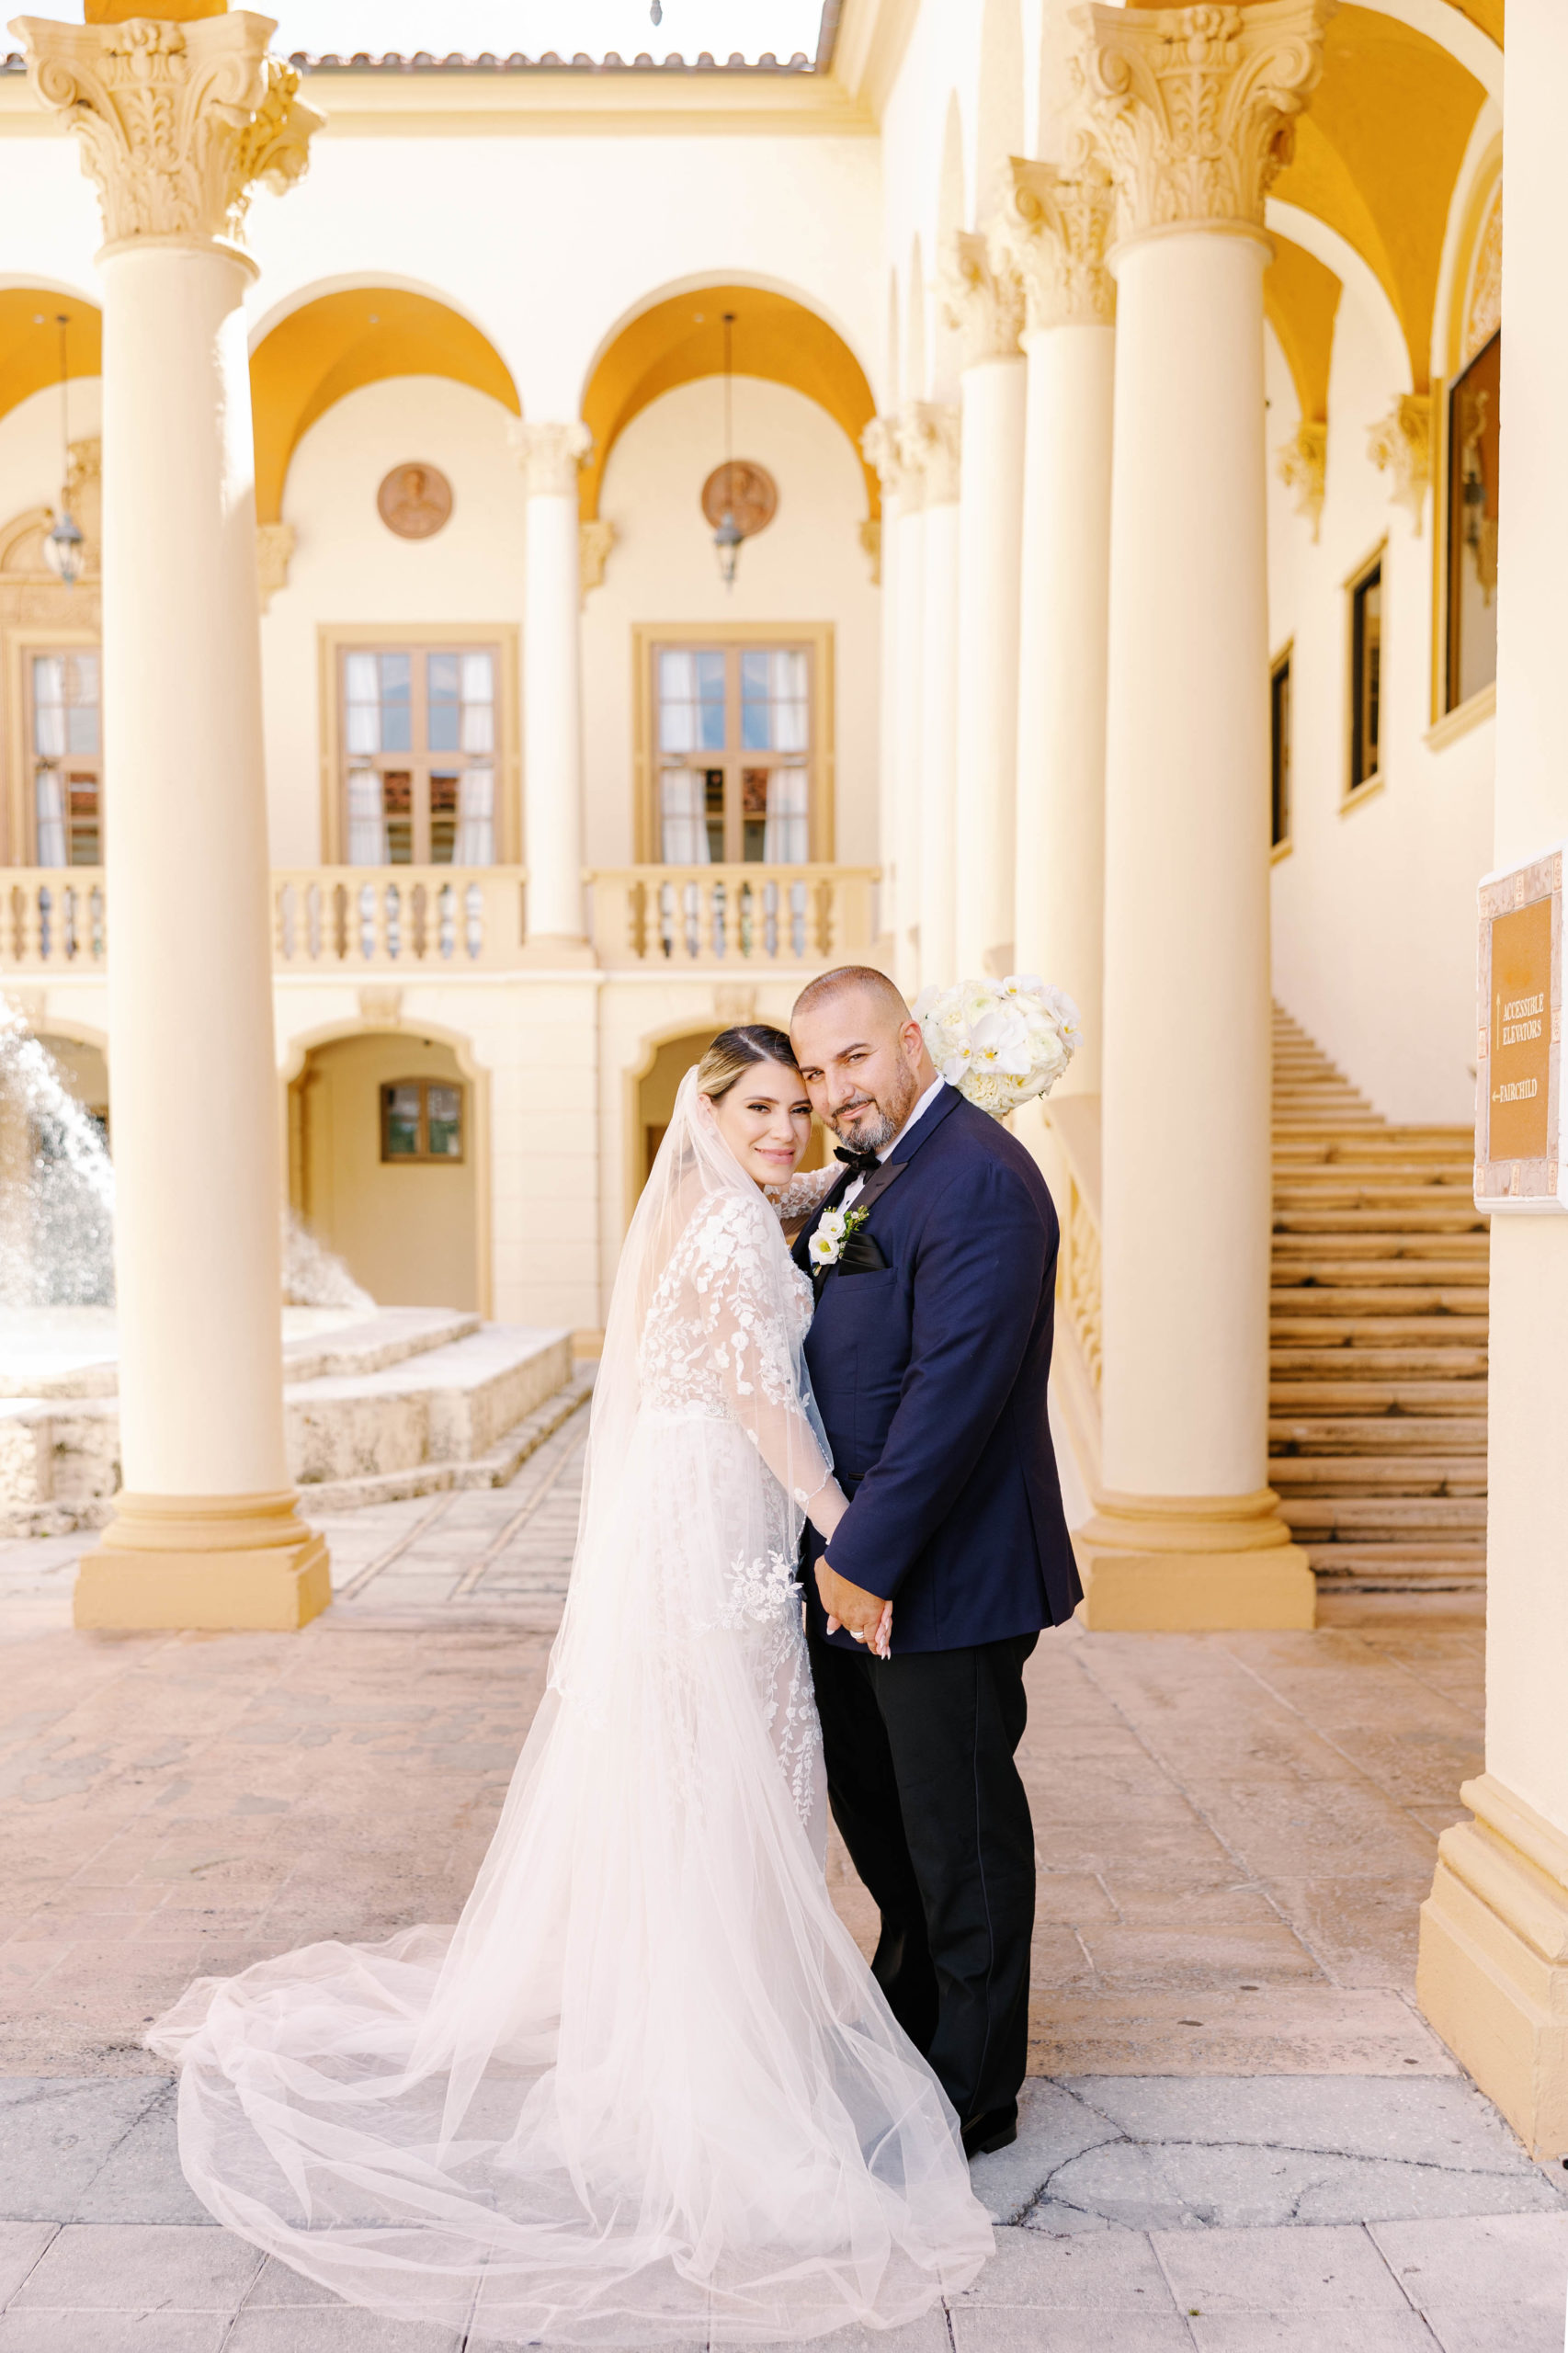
[0,999,575,1537]
[0,992,372,1320]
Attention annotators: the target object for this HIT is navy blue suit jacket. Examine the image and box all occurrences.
[793,1083,1081,1653]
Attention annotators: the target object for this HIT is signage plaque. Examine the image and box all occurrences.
[1476,843,1565,1211]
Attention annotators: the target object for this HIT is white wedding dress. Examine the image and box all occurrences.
[149,1072,992,2344]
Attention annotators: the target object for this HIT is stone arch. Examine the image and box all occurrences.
[279,1015,493,1314]
[248,280,521,528]
[577,277,881,529]
[0,287,100,432]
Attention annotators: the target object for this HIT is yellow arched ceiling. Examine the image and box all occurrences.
[249,288,519,526]
[1274,6,1486,392]
[0,295,101,428]
[1443,0,1502,44]
[1265,233,1343,424]
[579,287,879,526]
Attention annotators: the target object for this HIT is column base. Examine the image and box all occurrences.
[1074,1488,1316,1631]
[1417,1774,1568,2159]
[74,1490,332,1631]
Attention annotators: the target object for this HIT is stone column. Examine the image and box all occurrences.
[943,235,1027,979]
[14,8,329,1629]
[513,421,592,959]
[862,415,910,981]
[1416,0,1568,2158]
[899,403,960,992]
[889,429,926,996]
[992,156,1117,1094]
[1072,0,1329,1631]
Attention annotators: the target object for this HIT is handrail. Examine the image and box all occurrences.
[1047,1092,1103,1394]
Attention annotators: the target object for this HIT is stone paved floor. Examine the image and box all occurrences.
[1,1411,1559,2347]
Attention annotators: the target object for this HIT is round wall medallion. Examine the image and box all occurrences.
[377,462,453,540]
[700,460,777,540]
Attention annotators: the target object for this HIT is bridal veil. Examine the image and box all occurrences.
[150,1070,992,2343]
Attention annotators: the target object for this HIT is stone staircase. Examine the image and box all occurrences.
[1269,1006,1488,1590]
[0,1307,590,1536]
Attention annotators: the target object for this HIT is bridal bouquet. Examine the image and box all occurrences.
[913,974,1081,1118]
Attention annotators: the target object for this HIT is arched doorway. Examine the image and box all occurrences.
[290,1032,479,1310]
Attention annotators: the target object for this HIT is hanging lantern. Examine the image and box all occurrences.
[43,510,84,589]
[711,313,744,590]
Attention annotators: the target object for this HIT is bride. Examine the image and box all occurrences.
[150,1023,994,2345]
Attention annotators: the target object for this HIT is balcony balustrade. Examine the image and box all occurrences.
[591,864,878,969]
[0,863,879,976]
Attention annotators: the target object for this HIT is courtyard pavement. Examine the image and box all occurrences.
[0,1404,1561,2348]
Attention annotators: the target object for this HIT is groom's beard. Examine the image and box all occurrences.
[828,1068,920,1155]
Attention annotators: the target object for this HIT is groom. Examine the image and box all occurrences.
[790,966,1080,2158]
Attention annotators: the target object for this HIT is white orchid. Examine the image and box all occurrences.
[915,972,1079,1120]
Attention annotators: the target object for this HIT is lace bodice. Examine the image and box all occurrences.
[640,1191,819,1479]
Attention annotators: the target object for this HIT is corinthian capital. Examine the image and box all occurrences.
[1072,0,1333,241]
[510,420,591,498]
[12,13,323,251]
[990,154,1117,333]
[894,402,961,507]
[861,414,906,502]
[939,231,1026,369]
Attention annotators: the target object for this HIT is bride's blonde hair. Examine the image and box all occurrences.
[696,1024,800,1101]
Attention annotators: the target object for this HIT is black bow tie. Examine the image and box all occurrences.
[834,1145,881,1177]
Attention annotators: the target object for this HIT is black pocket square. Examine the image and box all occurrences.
[837,1228,889,1274]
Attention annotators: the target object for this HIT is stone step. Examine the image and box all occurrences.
[1269,1317,1487,1347]
[1269,1346,1489,1379]
[1270,1262,1489,1289]
[297,1369,595,1511]
[1270,1233,1489,1263]
[1269,1415,1488,1452]
[288,1325,574,1486]
[1275,1209,1487,1233]
[1269,1456,1487,1495]
[1270,1287,1489,1316]
[1269,1379,1487,1415]
[1274,1183,1480,1211]
[0,1318,580,1536]
[1306,1543,1486,1588]
[1280,1493,1487,1534]
[280,1308,481,1384]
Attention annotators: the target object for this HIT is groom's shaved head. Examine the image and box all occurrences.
[791,965,910,1027]
[790,967,936,1154]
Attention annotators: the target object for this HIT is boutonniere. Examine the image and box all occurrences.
[809,1204,869,1271]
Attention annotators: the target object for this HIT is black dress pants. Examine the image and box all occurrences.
[808,1631,1038,2130]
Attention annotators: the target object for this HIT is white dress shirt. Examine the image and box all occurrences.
[839,1075,947,1210]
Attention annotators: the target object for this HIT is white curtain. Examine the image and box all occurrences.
[344,654,381,756]
[657,650,699,753]
[34,768,65,867]
[660,767,710,864]
[762,767,809,864]
[455,767,495,866]
[460,654,494,753]
[761,650,808,753]
[347,768,386,866]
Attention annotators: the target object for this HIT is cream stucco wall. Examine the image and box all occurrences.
[259,372,528,868]
[1266,279,1493,1125]
[582,373,881,872]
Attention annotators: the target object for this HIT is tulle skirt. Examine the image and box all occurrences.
[149,1410,993,2342]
